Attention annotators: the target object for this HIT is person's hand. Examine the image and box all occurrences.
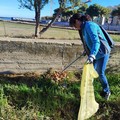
[86,55,95,64]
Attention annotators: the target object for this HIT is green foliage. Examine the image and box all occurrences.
[92,74,120,120]
[86,4,100,18]
[111,5,120,16]
[0,75,79,119]
[58,0,81,8]
[77,4,88,14]
[99,6,111,16]
[0,85,8,117]
[0,72,120,119]
[17,0,49,10]
[17,0,49,37]
[53,0,82,17]
[86,4,111,18]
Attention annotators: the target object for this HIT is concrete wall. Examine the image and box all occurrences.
[0,38,120,74]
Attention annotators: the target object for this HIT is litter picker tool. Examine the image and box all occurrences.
[61,51,85,73]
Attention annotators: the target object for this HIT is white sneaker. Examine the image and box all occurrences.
[105,92,111,100]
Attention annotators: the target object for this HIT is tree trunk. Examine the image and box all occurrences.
[39,0,91,35]
[39,7,63,35]
[34,2,40,37]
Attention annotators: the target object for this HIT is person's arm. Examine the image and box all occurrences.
[85,23,100,58]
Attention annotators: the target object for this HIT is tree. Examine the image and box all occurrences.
[86,4,111,19]
[77,4,88,14]
[111,6,120,17]
[99,6,111,17]
[18,0,49,37]
[39,0,81,34]
[53,8,73,21]
[39,0,91,35]
[86,4,101,19]
[111,6,120,25]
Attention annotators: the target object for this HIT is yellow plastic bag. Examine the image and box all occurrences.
[78,64,99,120]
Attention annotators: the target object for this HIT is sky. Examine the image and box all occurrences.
[0,0,120,18]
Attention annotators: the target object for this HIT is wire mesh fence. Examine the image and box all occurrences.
[0,21,80,40]
[0,21,35,38]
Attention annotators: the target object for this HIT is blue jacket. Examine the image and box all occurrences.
[82,21,111,60]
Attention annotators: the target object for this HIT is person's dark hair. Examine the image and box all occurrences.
[69,13,92,27]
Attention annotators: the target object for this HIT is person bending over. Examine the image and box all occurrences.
[69,13,111,100]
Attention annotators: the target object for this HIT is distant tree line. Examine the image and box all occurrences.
[17,0,120,37]
[42,4,120,22]
[111,6,120,17]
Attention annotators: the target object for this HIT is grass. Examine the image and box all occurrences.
[0,21,80,39]
[0,21,35,38]
[0,21,120,41]
[110,34,120,42]
[0,71,120,120]
[0,21,120,119]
